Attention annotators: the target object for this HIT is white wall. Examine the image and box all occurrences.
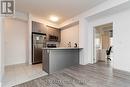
[113,9,130,72]
[4,18,28,66]
[60,24,79,47]
[86,9,130,72]
[14,11,29,21]
[0,17,5,87]
[79,19,90,65]
[0,18,2,87]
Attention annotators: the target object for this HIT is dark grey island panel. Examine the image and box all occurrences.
[42,48,82,74]
[42,50,49,73]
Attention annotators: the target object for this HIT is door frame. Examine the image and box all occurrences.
[93,27,97,63]
[93,22,113,64]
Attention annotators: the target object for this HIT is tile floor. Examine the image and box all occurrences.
[3,63,48,87]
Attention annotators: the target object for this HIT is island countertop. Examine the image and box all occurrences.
[43,47,83,50]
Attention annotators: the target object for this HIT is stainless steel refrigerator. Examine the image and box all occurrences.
[32,32,46,64]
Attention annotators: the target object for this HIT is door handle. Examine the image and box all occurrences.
[33,45,35,62]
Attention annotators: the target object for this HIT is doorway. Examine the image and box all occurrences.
[93,23,113,65]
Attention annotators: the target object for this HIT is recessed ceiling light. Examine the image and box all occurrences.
[50,16,59,22]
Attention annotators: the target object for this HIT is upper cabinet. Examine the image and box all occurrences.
[32,21,47,34]
[32,21,61,42]
[46,26,61,42]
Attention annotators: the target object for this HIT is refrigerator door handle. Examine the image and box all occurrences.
[47,50,50,54]
[33,45,35,63]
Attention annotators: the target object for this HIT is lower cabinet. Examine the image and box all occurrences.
[42,50,50,73]
[42,49,80,74]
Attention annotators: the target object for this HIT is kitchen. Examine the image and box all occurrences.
[32,20,82,74]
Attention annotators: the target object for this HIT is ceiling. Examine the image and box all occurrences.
[15,0,106,24]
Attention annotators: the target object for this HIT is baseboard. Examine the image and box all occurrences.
[5,62,27,67]
[113,68,130,80]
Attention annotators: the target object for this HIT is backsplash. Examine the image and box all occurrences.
[60,42,79,48]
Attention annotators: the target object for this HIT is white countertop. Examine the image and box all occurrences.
[43,47,83,50]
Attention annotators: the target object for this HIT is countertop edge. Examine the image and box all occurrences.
[43,48,83,50]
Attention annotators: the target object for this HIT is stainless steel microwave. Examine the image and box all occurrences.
[49,35,58,41]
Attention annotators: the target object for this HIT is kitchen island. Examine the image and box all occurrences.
[42,48,82,74]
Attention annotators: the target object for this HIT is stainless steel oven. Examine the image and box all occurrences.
[47,44,57,48]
